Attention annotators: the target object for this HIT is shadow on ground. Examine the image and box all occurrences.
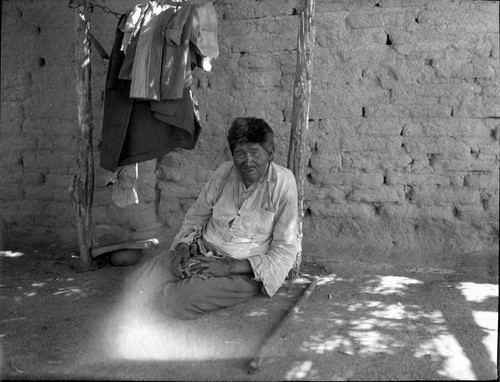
[0,245,498,380]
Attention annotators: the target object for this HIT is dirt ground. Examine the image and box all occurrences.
[0,243,498,381]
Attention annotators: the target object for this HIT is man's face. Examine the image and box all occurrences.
[233,142,272,187]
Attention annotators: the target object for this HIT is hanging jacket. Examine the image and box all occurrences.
[158,2,194,100]
[120,0,218,101]
[120,3,146,54]
[100,13,201,172]
[128,1,183,100]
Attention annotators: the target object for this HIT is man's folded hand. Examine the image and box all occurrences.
[189,256,233,277]
[172,242,191,278]
[177,242,191,261]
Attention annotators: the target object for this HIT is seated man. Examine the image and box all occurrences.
[127,117,298,320]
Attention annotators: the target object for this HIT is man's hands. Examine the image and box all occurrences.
[172,242,191,278]
[177,242,191,262]
[189,256,233,277]
[190,257,253,277]
[173,242,253,278]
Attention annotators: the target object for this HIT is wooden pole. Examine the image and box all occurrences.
[70,5,95,265]
[287,0,316,279]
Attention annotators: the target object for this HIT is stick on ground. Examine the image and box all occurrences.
[248,276,319,373]
[90,238,159,258]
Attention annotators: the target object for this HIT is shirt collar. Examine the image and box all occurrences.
[262,161,273,183]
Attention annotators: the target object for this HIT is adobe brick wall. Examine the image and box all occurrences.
[1,0,498,271]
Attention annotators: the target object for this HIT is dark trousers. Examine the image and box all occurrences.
[125,250,261,320]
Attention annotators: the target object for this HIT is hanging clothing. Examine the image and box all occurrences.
[117,90,201,167]
[100,7,207,172]
[106,164,139,208]
[119,0,218,101]
[157,2,195,100]
[120,4,146,54]
[128,1,185,100]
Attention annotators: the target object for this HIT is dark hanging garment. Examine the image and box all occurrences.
[100,13,201,172]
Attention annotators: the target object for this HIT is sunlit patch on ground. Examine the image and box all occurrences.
[361,275,424,295]
[53,287,84,297]
[290,273,344,287]
[456,282,499,367]
[0,251,24,258]
[315,274,345,285]
[7,276,98,302]
[415,332,476,379]
[457,282,498,303]
[1,316,26,323]
[294,274,498,380]
[290,276,313,286]
[471,311,498,364]
[300,333,354,355]
[285,360,316,380]
[246,309,268,317]
[100,281,265,364]
[300,302,444,356]
[102,305,255,361]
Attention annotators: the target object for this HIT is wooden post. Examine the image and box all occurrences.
[70,5,95,265]
[287,0,316,279]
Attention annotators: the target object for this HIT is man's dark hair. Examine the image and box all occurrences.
[227,117,275,155]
